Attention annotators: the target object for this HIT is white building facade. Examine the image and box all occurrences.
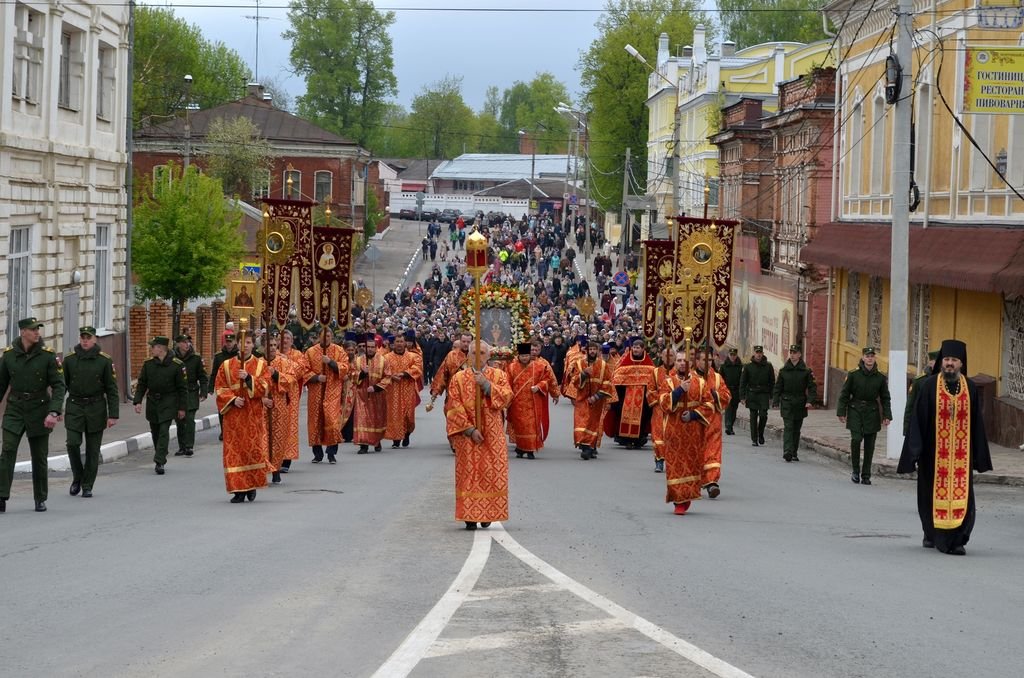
[0,0,130,352]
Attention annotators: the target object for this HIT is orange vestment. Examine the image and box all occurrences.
[215,354,271,493]
[266,354,300,470]
[563,356,616,448]
[702,367,732,486]
[340,351,358,435]
[382,349,423,441]
[604,352,656,441]
[657,369,714,504]
[353,352,389,446]
[303,343,350,447]
[504,357,560,453]
[446,366,513,523]
[649,365,672,462]
[430,348,467,414]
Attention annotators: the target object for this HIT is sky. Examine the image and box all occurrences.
[163,0,619,113]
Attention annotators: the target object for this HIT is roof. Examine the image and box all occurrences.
[431,154,578,181]
[135,96,358,147]
[473,178,577,199]
[799,222,1024,295]
[378,158,441,182]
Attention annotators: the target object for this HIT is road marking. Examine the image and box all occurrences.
[491,525,757,678]
[465,582,562,601]
[370,528,491,678]
[425,618,628,658]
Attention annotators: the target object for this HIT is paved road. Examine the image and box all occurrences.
[3,397,1022,677]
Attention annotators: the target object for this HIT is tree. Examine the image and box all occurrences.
[717,0,826,50]
[496,74,572,154]
[260,76,294,112]
[580,0,709,212]
[365,188,385,243]
[407,75,476,159]
[133,164,244,337]
[133,7,251,128]
[365,103,419,157]
[286,0,398,146]
[203,117,276,197]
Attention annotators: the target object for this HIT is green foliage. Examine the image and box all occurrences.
[203,116,276,197]
[133,164,244,334]
[407,75,476,159]
[580,0,709,212]
[365,103,418,157]
[365,188,384,242]
[133,7,251,128]
[286,0,398,147]
[717,0,827,49]
[498,74,571,154]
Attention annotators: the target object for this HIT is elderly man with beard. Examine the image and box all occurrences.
[563,336,616,460]
[277,330,306,474]
[837,346,893,485]
[354,336,390,454]
[604,338,656,449]
[658,349,714,515]
[215,333,271,503]
[898,340,992,555]
[304,326,349,464]
[382,334,423,448]
[265,335,299,483]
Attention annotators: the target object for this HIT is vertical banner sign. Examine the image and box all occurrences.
[641,239,673,340]
[962,47,1024,114]
[312,225,359,328]
[261,199,316,329]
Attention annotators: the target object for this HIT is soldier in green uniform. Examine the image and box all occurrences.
[133,337,187,475]
[772,344,819,462]
[63,326,119,498]
[739,345,775,446]
[0,317,67,513]
[837,347,893,485]
[209,333,238,441]
[173,332,208,457]
[904,349,939,435]
[719,348,743,435]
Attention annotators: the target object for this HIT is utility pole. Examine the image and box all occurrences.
[620,146,631,254]
[887,0,913,458]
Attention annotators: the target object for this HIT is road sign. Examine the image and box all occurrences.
[612,271,629,286]
[364,244,382,263]
[612,285,628,295]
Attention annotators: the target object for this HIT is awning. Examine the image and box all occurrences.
[800,222,1024,295]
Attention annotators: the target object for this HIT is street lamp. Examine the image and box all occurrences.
[556,104,591,258]
[518,130,536,218]
[183,74,193,169]
[625,43,681,230]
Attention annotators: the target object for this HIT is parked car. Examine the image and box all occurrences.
[398,208,418,220]
[420,207,440,221]
[438,208,461,223]
[461,209,483,225]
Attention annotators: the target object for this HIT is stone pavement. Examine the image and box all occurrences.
[357,218,429,299]
[734,406,1024,486]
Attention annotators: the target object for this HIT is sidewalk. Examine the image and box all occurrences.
[734,407,1024,487]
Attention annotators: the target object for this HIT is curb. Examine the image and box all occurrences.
[735,413,1024,488]
[395,248,421,295]
[14,414,220,474]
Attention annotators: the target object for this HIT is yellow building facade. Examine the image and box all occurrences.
[805,0,1024,443]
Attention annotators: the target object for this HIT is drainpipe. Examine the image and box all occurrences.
[823,270,834,406]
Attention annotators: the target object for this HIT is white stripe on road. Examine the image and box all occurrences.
[491,525,757,678]
[424,618,627,658]
[370,528,491,678]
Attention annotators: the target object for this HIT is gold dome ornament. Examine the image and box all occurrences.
[576,295,597,320]
[354,287,373,307]
[465,226,489,278]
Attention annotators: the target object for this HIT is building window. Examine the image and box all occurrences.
[970,115,992,191]
[909,284,931,374]
[314,170,332,203]
[58,30,82,110]
[95,224,112,329]
[253,170,271,200]
[848,102,863,196]
[845,272,860,344]
[868,275,883,349]
[12,3,44,103]
[6,226,32,343]
[870,97,886,195]
[284,169,301,199]
[96,43,115,120]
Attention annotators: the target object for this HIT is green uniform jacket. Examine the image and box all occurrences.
[0,338,66,436]
[63,344,120,433]
[837,361,893,435]
[773,359,818,420]
[174,348,208,411]
[903,373,929,435]
[719,357,743,395]
[208,347,238,395]
[739,357,775,409]
[133,354,187,423]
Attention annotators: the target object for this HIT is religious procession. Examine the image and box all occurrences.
[1,201,991,559]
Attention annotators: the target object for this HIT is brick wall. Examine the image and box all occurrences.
[129,305,149,382]
[196,305,213,367]
[804,290,829,404]
[150,299,171,339]
[179,310,196,342]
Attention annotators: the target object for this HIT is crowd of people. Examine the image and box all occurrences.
[0,209,992,557]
